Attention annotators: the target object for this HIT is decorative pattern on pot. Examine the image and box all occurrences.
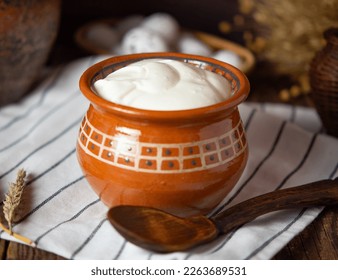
[78,113,247,174]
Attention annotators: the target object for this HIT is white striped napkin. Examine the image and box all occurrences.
[0,56,337,260]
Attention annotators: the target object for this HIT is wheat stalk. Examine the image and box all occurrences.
[0,168,36,247]
[0,221,36,247]
[3,168,26,234]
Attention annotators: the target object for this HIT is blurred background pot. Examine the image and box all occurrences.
[309,28,338,137]
[0,0,61,106]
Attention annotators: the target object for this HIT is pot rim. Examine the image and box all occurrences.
[79,52,250,121]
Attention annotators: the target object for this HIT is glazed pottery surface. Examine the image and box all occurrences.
[77,52,250,217]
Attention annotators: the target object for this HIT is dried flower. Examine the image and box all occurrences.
[237,0,338,77]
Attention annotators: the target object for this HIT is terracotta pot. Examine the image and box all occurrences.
[0,0,61,106]
[77,52,250,217]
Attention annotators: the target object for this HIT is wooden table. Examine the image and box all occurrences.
[1,49,337,260]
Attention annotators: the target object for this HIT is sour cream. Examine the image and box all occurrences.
[93,59,232,111]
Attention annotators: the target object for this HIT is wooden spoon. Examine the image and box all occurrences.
[107,178,338,252]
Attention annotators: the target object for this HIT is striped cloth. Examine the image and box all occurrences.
[0,56,337,260]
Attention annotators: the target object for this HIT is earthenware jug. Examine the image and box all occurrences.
[77,52,250,217]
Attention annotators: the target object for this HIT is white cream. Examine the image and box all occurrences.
[93,59,232,110]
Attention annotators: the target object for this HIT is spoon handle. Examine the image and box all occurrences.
[212,178,338,234]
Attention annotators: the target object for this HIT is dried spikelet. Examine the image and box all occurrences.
[0,169,36,247]
[3,168,26,234]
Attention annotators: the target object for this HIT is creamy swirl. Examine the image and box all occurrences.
[94,59,232,110]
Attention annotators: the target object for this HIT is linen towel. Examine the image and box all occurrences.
[0,56,337,260]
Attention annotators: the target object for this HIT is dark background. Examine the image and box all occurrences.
[51,0,242,63]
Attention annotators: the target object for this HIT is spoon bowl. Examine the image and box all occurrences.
[109,206,218,252]
[108,178,338,252]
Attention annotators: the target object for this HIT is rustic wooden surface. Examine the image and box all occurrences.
[274,205,338,259]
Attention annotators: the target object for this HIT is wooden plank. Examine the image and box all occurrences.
[274,205,338,259]
[0,239,8,259]
[6,242,65,260]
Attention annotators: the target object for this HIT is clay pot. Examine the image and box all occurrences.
[0,0,61,106]
[309,28,338,137]
[77,52,250,217]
